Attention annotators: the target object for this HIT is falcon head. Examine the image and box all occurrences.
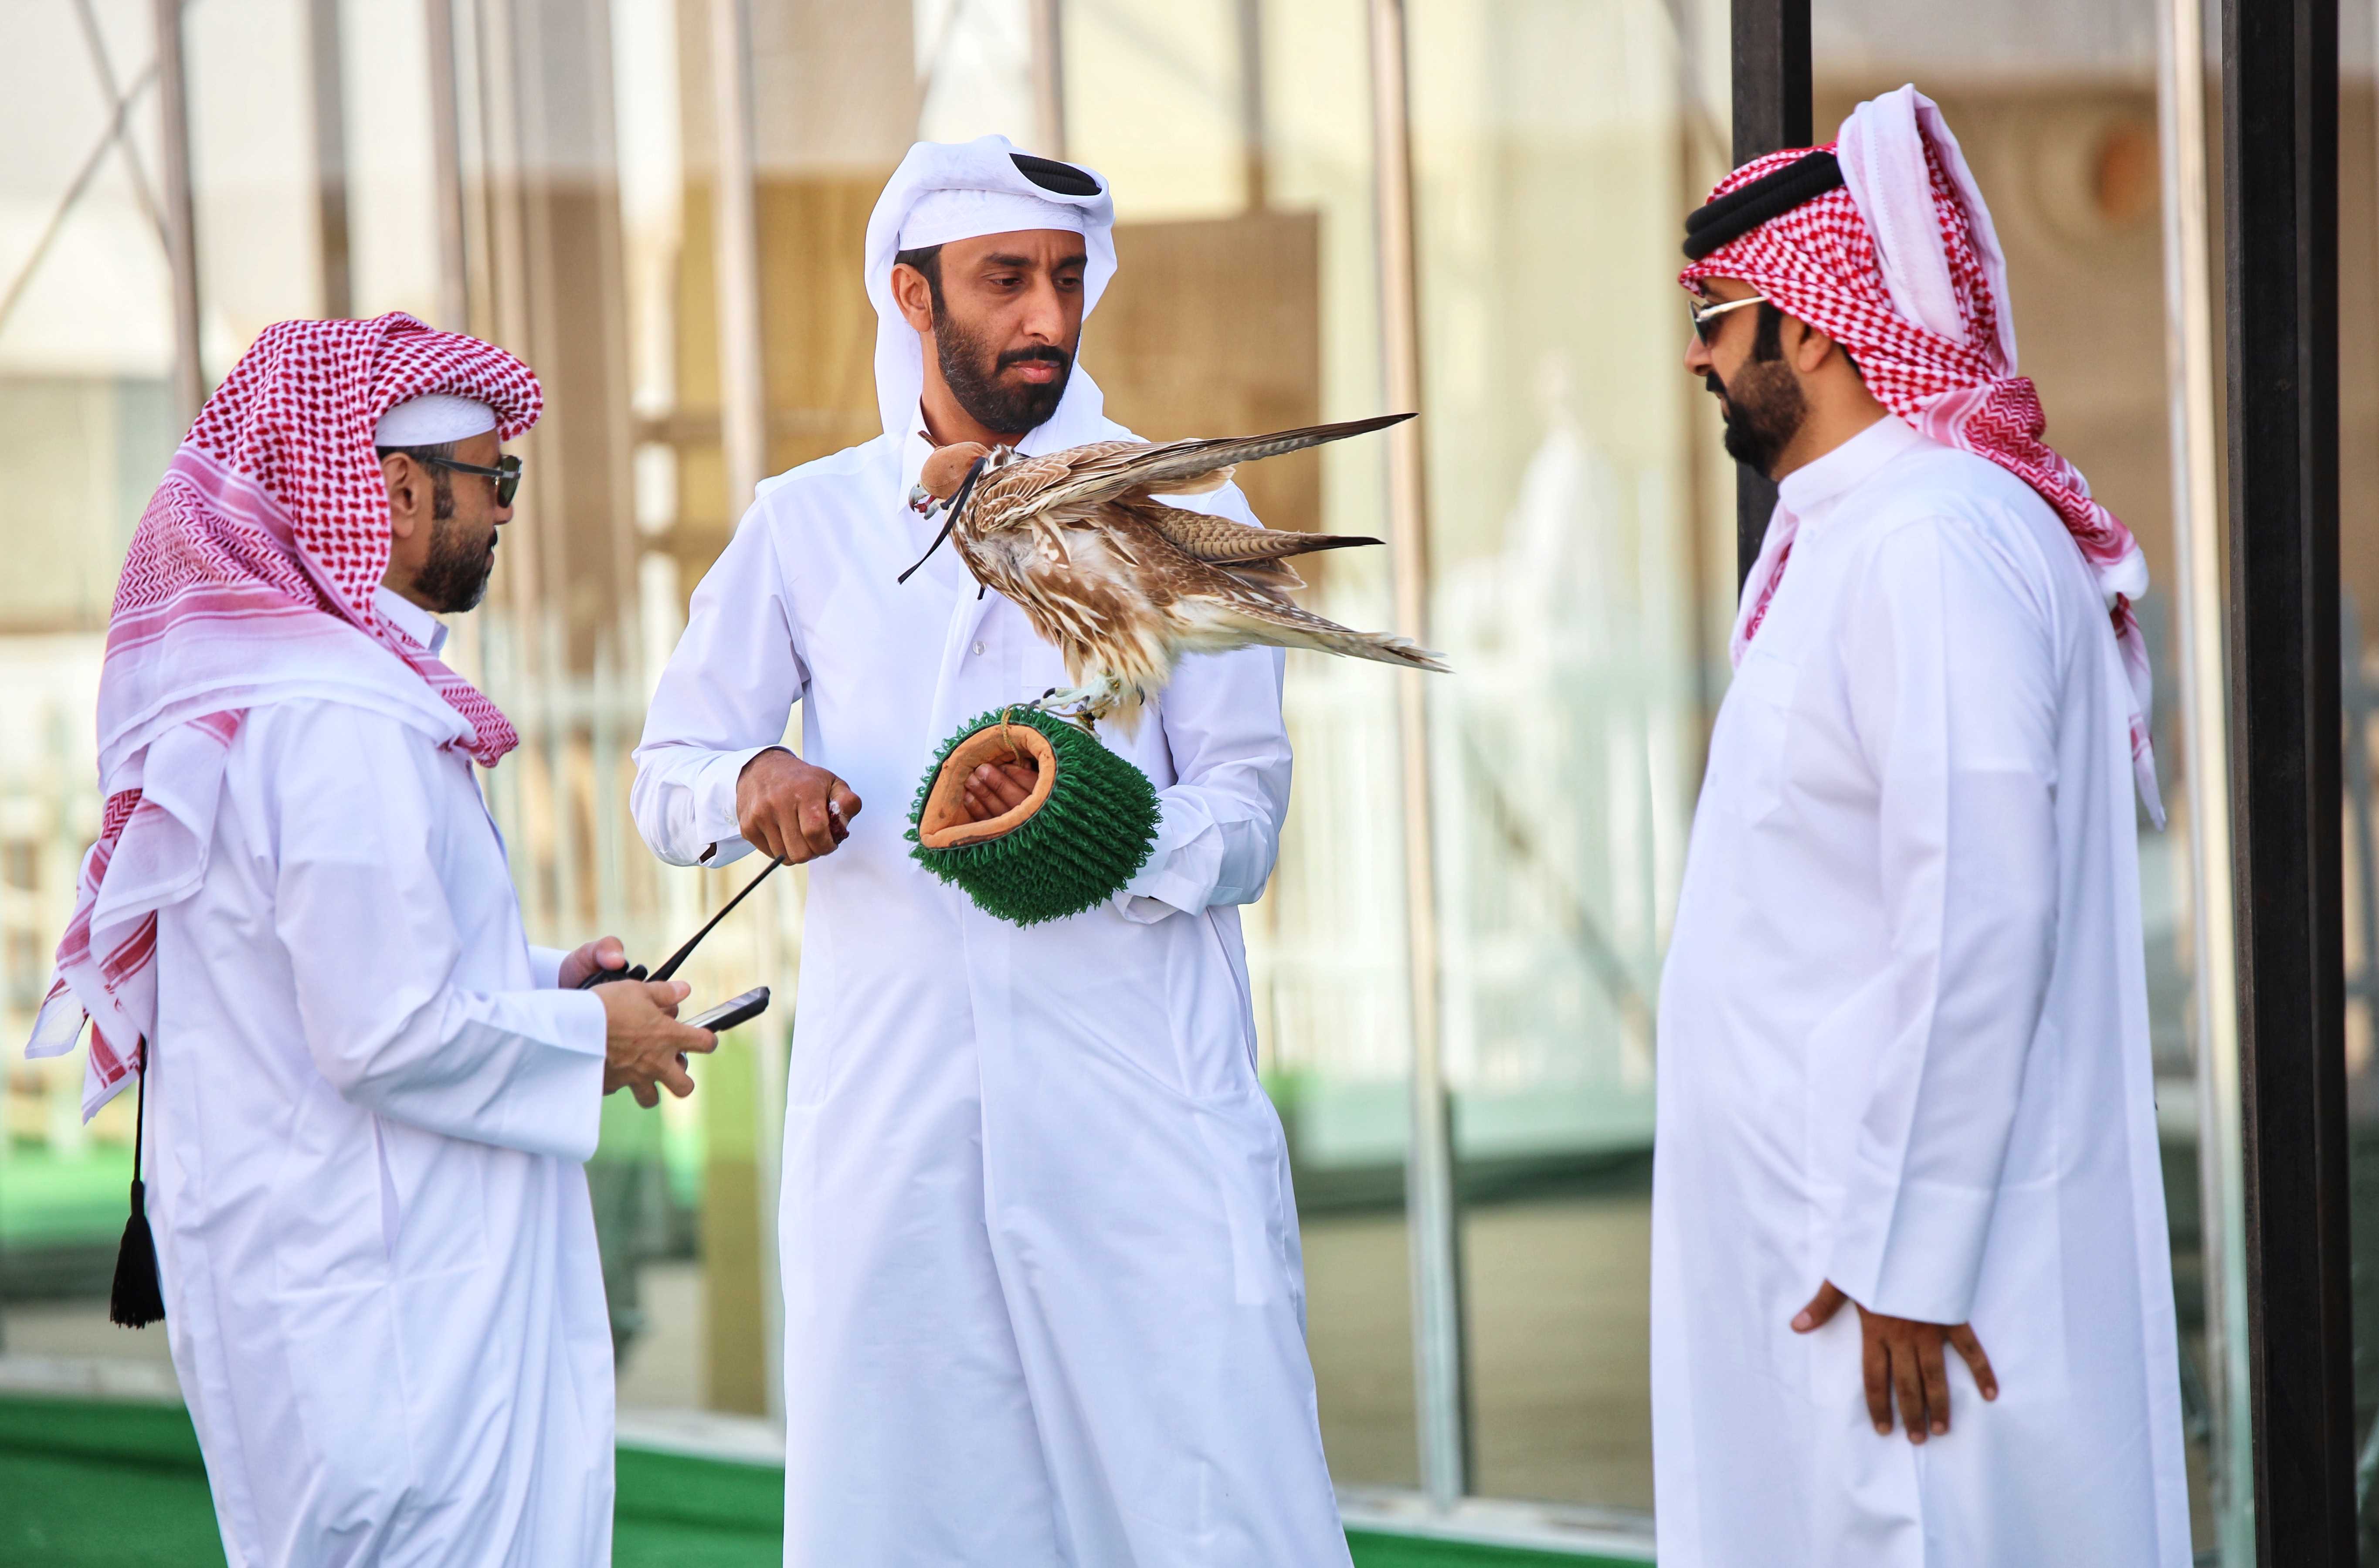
[920,442,995,503]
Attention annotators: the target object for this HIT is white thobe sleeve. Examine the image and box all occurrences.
[271,706,608,1162]
[528,946,567,988]
[1115,482,1294,921]
[1824,517,2061,1327]
[631,510,809,868]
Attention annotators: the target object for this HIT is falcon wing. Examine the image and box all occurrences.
[962,451,1103,533]
[1034,413,1416,513]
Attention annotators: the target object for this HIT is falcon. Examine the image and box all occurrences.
[903,411,1448,726]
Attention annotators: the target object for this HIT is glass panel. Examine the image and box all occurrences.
[0,7,2255,1551]
[1066,0,1424,1490]
[1400,0,1707,1513]
[0,0,196,1385]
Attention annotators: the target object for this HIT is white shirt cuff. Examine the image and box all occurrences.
[1113,800,1209,922]
[528,945,569,989]
[697,745,784,861]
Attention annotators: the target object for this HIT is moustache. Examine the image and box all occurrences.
[996,345,1072,373]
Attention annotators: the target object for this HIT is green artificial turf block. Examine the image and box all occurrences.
[1347,1527,1649,1568]
[908,706,1160,926]
[0,1393,207,1472]
[0,1395,1650,1568]
[0,1398,224,1568]
[615,1446,783,1536]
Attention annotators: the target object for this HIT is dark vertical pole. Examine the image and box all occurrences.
[2223,0,2354,1562]
[1727,0,1808,587]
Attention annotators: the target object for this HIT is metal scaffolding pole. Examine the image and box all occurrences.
[1366,0,1468,1510]
[153,0,202,423]
[708,0,767,522]
[2222,0,2355,1560]
[2154,1,2253,1560]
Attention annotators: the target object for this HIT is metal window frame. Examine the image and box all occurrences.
[2222,0,2356,1561]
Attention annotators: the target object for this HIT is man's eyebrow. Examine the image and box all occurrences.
[975,251,1089,271]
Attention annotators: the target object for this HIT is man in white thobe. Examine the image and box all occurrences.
[631,138,1350,1566]
[1651,88,2191,1565]
[27,316,713,1567]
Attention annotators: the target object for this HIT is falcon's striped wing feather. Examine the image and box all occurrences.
[1028,413,1416,515]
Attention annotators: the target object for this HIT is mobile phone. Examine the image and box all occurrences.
[686,985,770,1034]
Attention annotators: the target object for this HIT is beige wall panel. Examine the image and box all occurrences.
[1097,211,1325,536]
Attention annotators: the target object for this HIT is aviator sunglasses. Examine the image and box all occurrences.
[1687,292,1768,346]
[418,451,524,507]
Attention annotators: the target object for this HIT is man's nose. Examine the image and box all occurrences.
[1019,276,1069,341]
[1683,335,1713,376]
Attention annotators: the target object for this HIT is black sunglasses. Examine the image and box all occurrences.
[419,452,523,508]
[1687,292,1768,346]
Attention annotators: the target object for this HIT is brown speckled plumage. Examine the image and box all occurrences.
[916,414,1446,724]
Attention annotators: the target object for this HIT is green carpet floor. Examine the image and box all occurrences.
[0,1395,1636,1565]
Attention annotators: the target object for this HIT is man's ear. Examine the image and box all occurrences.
[890,262,937,335]
[1790,319,1841,376]
[383,455,423,543]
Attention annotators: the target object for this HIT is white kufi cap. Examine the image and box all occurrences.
[373,393,498,448]
[898,188,1088,252]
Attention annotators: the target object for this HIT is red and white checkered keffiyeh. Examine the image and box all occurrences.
[27,313,542,1116]
[1685,85,2162,825]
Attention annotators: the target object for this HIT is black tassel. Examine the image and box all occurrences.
[109,1179,163,1328]
[109,1045,163,1328]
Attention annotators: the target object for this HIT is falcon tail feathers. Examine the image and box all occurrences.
[1138,502,1383,567]
[1218,596,1451,673]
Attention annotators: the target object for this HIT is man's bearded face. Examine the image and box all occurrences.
[414,474,499,613]
[1710,337,1809,477]
[934,298,1074,434]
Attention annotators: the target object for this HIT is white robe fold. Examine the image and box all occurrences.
[1651,415,2190,1567]
[147,610,614,1568]
[631,404,1351,1568]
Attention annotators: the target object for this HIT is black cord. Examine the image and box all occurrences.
[897,456,989,584]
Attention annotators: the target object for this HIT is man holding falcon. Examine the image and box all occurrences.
[632,139,1352,1565]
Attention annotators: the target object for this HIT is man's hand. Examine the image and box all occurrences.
[961,757,1038,822]
[558,935,628,990]
[736,748,861,863]
[598,978,716,1109]
[1792,1280,1997,1442]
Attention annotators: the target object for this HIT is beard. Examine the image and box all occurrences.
[1711,361,1808,477]
[934,306,1073,435]
[415,500,497,614]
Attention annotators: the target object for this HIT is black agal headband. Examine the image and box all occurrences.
[1683,150,1844,261]
[1011,152,1102,197]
